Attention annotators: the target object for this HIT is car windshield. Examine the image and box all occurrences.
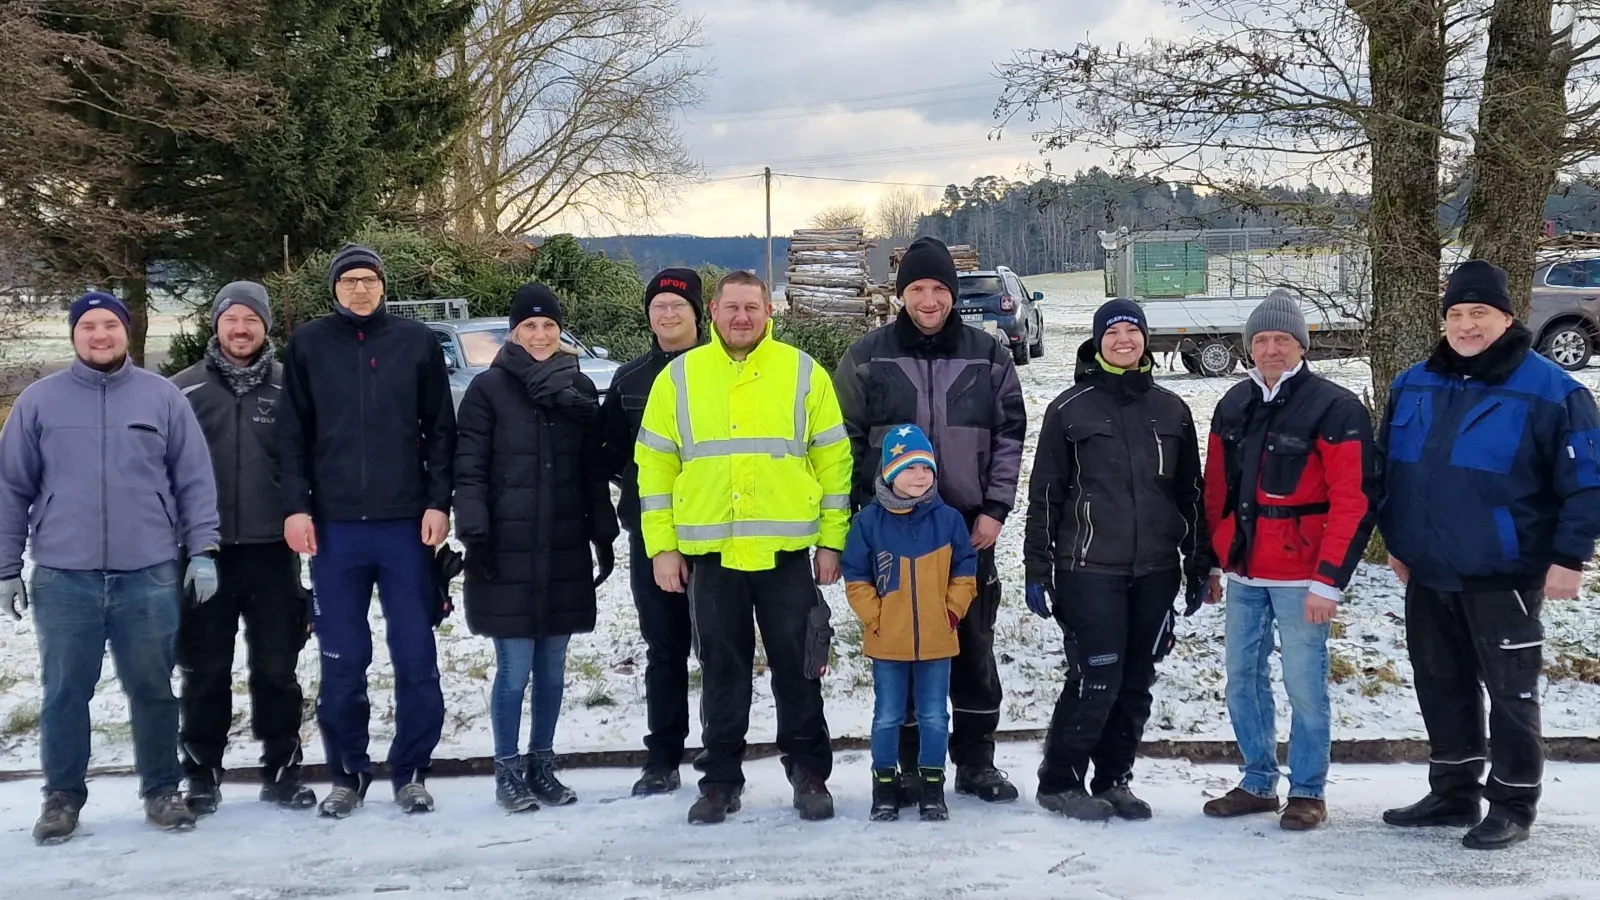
[959,276,1005,297]
[458,328,584,368]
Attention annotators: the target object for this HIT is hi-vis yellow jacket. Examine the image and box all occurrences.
[634,321,853,571]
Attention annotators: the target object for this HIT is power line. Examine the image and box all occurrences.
[701,139,998,171]
[702,93,998,125]
[769,172,955,189]
[712,80,998,116]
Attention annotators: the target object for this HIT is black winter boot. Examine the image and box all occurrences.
[1095,784,1153,821]
[790,771,835,821]
[632,766,682,797]
[495,758,540,813]
[526,751,577,806]
[184,768,221,816]
[1037,786,1115,821]
[870,769,900,822]
[260,763,317,810]
[918,768,949,822]
[955,765,1019,803]
[895,769,922,808]
[687,786,742,825]
[1382,793,1483,828]
[1463,813,1531,851]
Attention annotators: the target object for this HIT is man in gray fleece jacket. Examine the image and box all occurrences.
[0,292,222,844]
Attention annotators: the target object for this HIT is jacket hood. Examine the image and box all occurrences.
[1073,339,1154,396]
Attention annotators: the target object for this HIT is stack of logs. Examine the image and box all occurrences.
[785,228,874,317]
[880,243,981,320]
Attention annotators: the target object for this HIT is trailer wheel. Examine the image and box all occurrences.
[1195,338,1238,377]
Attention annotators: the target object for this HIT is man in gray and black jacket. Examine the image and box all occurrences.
[170,282,315,815]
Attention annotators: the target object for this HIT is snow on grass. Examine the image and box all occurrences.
[1,268,1598,772]
[4,749,1600,898]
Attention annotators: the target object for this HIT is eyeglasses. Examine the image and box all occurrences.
[650,300,693,314]
[336,276,382,290]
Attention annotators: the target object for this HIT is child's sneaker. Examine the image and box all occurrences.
[870,769,899,822]
[918,768,949,822]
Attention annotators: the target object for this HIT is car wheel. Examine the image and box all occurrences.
[1012,340,1030,366]
[1029,314,1045,358]
[1540,323,1592,371]
[1195,338,1238,377]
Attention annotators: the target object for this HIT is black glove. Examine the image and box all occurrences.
[465,540,495,582]
[802,590,834,680]
[431,544,464,627]
[592,540,615,588]
[1184,576,1204,617]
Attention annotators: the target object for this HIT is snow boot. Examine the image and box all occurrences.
[145,789,198,831]
[259,763,317,810]
[1037,786,1115,822]
[631,766,682,797]
[955,765,1019,803]
[1463,813,1530,851]
[395,777,435,814]
[32,791,80,845]
[895,769,922,808]
[495,758,540,813]
[918,768,949,822]
[1382,794,1482,828]
[687,786,742,825]
[318,772,371,819]
[1095,784,1153,821]
[790,771,835,821]
[1279,798,1327,831]
[1202,787,1281,818]
[870,769,900,822]
[184,768,221,817]
[526,750,577,806]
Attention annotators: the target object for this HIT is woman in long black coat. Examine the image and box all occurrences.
[453,283,619,813]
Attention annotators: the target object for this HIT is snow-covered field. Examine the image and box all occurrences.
[1,270,1598,773]
[5,748,1600,898]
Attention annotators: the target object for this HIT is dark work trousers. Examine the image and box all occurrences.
[179,541,308,779]
[900,541,1003,772]
[688,550,832,789]
[630,533,693,770]
[311,519,444,792]
[1406,583,1545,827]
[1036,568,1180,794]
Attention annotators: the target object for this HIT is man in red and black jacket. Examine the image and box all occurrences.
[1198,290,1379,832]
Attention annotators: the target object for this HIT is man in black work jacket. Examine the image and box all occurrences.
[600,267,704,797]
[278,243,456,818]
[171,281,314,814]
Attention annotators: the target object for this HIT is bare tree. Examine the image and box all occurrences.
[874,186,929,239]
[449,0,708,237]
[810,203,869,231]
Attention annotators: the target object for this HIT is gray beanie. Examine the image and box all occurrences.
[1244,289,1310,350]
[212,281,273,332]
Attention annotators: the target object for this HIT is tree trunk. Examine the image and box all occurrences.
[122,268,150,369]
[1461,0,1569,320]
[1354,0,1448,422]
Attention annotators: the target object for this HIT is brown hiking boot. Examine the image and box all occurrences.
[1280,798,1327,831]
[1202,788,1281,818]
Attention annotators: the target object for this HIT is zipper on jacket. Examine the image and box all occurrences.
[1152,424,1166,477]
[357,331,368,506]
[909,538,922,660]
[234,393,244,541]
[100,379,108,570]
[1080,501,1095,566]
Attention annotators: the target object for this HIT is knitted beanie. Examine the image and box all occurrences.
[881,423,938,484]
[895,236,960,300]
[211,281,273,332]
[1443,259,1513,316]
[1244,289,1310,350]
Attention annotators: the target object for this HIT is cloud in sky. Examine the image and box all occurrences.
[546,0,1182,237]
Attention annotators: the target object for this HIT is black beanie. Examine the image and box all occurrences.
[510,283,563,330]
[895,236,960,300]
[1443,259,1513,317]
[328,243,385,290]
[644,267,704,322]
[1093,298,1148,345]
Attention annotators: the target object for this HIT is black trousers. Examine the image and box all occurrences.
[1406,583,1544,827]
[899,542,1003,771]
[178,542,308,777]
[1036,568,1179,794]
[688,550,832,788]
[630,534,693,770]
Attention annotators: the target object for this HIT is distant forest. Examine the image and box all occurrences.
[578,170,1600,281]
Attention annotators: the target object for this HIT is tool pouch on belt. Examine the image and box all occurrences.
[802,589,834,680]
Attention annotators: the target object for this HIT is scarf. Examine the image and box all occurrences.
[205,335,276,397]
[874,475,938,513]
[1424,322,1532,385]
[492,341,598,420]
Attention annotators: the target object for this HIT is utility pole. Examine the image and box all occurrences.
[764,167,774,287]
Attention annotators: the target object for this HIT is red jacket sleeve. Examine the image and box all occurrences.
[1311,397,1380,590]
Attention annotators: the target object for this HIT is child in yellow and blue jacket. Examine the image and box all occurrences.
[841,423,977,822]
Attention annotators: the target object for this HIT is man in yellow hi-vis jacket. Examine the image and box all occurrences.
[635,270,852,826]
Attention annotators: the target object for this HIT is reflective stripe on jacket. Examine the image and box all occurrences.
[634,321,852,571]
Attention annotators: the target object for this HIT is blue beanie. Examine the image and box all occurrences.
[881,423,937,484]
[68,292,131,333]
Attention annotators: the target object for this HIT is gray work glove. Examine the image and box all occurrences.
[1,577,26,621]
[184,555,220,605]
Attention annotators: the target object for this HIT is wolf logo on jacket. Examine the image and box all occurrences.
[834,237,1027,805]
[1378,260,1600,851]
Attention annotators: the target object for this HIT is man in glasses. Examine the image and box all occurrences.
[278,243,456,818]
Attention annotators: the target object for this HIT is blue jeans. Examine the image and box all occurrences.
[31,561,184,803]
[1224,582,1332,801]
[871,658,952,771]
[491,635,571,760]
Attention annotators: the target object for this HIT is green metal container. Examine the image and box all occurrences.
[1132,241,1207,297]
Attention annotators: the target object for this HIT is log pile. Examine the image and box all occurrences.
[785,228,873,317]
[889,243,980,274]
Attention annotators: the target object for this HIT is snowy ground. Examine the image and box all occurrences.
[1,270,1598,772]
[4,748,1599,898]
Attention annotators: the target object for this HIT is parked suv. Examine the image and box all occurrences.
[955,267,1045,366]
[1531,253,1600,371]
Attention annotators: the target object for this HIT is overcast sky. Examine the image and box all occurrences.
[557,0,1181,237]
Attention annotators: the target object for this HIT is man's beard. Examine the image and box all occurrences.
[80,352,127,373]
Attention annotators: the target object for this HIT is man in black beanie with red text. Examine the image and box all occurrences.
[601,267,705,796]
